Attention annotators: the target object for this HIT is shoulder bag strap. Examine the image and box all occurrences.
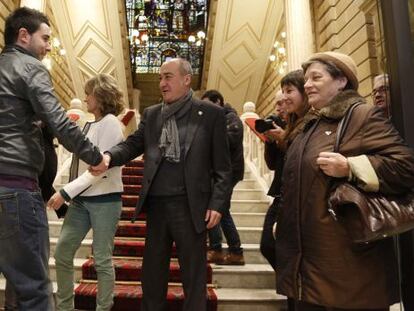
[334,102,362,153]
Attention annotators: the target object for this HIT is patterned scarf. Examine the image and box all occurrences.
[159,90,193,163]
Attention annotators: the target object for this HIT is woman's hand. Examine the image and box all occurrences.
[264,124,285,143]
[316,152,350,177]
[47,192,65,210]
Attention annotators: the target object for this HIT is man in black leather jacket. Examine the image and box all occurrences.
[0,8,106,311]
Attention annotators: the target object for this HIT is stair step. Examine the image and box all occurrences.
[120,187,266,200]
[234,179,260,189]
[49,237,267,264]
[121,195,139,207]
[121,196,270,212]
[238,227,263,244]
[48,207,146,223]
[231,212,265,227]
[49,221,148,240]
[81,257,213,283]
[215,288,286,311]
[123,185,142,195]
[50,222,149,239]
[74,282,218,310]
[48,258,271,289]
[116,221,147,238]
[224,244,268,265]
[212,264,274,289]
[0,279,284,311]
[126,160,144,167]
[111,238,179,258]
[122,167,143,176]
[120,208,145,220]
[50,222,262,244]
[0,278,403,311]
[122,175,143,185]
[231,200,270,213]
[232,189,265,200]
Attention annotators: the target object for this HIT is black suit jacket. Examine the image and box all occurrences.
[108,98,232,233]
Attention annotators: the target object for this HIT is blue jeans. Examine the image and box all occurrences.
[208,182,243,254]
[0,186,53,311]
[54,195,122,311]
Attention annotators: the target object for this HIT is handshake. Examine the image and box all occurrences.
[89,153,112,176]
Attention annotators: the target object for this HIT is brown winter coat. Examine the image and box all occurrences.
[276,90,414,309]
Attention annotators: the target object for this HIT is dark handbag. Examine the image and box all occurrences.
[55,203,68,218]
[327,103,414,243]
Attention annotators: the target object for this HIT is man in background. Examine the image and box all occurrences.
[372,73,391,118]
[202,89,245,265]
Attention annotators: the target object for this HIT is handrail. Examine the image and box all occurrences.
[53,146,72,189]
[242,118,273,195]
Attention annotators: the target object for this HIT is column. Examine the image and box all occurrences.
[285,0,314,71]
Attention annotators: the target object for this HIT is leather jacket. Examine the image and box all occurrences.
[0,45,102,180]
[223,104,244,183]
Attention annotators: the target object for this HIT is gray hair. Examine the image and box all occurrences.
[169,58,193,76]
[374,73,389,85]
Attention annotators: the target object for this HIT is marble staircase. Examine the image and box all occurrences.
[0,167,288,310]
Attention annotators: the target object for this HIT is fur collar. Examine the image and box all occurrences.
[302,90,366,130]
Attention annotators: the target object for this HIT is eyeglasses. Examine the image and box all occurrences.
[371,85,390,97]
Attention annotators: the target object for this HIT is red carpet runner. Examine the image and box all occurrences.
[73,160,217,310]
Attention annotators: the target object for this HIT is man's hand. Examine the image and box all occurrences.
[205,209,222,229]
[89,153,110,176]
[316,152,349,177]
[47,192,65,210]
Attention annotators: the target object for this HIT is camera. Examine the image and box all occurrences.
[254,115,286,133]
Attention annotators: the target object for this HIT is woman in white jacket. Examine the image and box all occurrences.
[49,74,124,311]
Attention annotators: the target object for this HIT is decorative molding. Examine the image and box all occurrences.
[77,38,112,73]
[50,0,130,106]
[224,0,272,44]
[62,0,111,45]
[206,0,283,113]
[222,41,256,77]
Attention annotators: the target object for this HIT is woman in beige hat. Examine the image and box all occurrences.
[275,51,414,310]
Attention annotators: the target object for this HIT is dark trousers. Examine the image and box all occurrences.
[260,197,279,271]
[4,280,17,310]
[141,195,207,311]
[292,300,389,311]
[208,180,242,254]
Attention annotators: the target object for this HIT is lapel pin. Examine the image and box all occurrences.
[198,111,203,116]
[325,131,332,135]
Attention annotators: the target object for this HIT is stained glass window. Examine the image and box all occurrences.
[125,0,208,74]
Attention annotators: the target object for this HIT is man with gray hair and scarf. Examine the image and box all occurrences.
[96,58,232,311]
